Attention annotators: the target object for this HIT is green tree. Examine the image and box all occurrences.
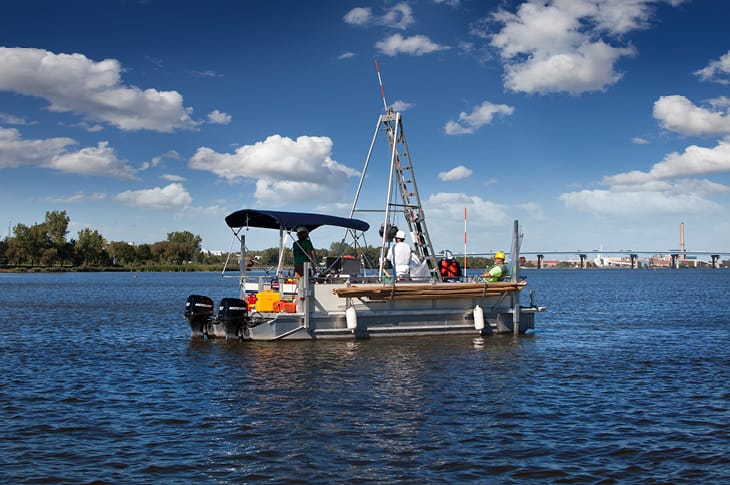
[76,228,107,266]
[166,231,202,263]
[44,210,69,245]
[150,241,169,263]
[328,241,355,257]
[40,247,59,267]
[258,247,281,266]
[167,231,201,245]
[108,241,137,266]
[13,223,48,265]
[165,242,191,264]
[350,245,381,269]
[3,238,23,266]
[44,210,71,266]
[136,244,152,264]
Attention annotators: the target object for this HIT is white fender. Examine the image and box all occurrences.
[346,306,357,331]
[473,305,485,331]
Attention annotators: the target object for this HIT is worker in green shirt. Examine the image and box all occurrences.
[293,225,315,279]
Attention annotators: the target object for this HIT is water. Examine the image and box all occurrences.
[1,270,728,483]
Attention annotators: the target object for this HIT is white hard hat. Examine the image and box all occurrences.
[395,230,406,239]
[296,226,308,233]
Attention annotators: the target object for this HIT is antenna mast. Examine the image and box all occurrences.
[375,60,388,112]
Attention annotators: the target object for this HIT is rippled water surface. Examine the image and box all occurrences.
[1,270,729,483]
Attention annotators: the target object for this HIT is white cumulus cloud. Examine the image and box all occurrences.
[485,0,665,94]
[0,112,32,125]
[444,101,514,135]
[0,47,199,132]
[0,127,137,178]
[207,110,232,125]
[0,126,76,169]
[41,191,108,203]
[561,138,730,221]
[390,100,415,112]
[188,134,360,206]
[438,165,473,181]
[695,50,730,85]
[653,95,730,137]
[162,174,186,182]
[344,2,414,29]
[560,188,723,219]
[115,183,193,210]
[48,141,137,179]
[344,7,374,26]
[376,34,448,56]
[604,140,730,186]
[422,192,511,250]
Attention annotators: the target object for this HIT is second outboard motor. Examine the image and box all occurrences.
[185,294,214,338]
[217,298,248,340]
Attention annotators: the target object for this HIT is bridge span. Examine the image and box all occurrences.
[520,250,730,269]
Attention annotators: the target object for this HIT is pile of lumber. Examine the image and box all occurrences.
[332,281,525,300]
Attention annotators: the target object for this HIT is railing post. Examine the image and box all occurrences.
[302,262,312,329]
[512,220,520,336]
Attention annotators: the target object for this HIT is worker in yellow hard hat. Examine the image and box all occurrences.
[481,251,510,282]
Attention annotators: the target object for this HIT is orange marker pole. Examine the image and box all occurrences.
[375,59,388,112]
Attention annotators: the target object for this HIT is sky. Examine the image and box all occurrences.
[2,0,730,256]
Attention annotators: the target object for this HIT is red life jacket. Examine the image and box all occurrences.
[438,259,461,279]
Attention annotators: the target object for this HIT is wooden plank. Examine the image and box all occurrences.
[332,281,526,300]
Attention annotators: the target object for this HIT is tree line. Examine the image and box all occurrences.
[0,210,493,272]
[0,210,218,270]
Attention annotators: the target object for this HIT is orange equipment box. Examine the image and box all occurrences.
[256,290,280,312]
[273,300,296,313]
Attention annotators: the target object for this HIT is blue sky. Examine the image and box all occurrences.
[2,0,730,255]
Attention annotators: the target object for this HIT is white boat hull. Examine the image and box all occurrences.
[195,281,541,341]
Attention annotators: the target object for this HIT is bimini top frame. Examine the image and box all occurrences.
[225,209,370,232]
[224,208,371,282]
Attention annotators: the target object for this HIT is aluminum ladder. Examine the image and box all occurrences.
[350,108,438,278]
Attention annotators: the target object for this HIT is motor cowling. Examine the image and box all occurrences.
[185,294,214,338]
[217,298,248,325]
[185,294,214,319]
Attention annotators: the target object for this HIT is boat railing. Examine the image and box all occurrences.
[235,271,523,293]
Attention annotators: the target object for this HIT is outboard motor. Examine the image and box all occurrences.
[217,298,249,340]
[185,294,214,338]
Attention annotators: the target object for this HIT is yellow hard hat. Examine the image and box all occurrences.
[495,251,505,260]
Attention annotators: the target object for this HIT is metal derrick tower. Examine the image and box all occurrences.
[349,62,438,279]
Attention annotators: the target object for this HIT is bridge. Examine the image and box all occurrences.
[524,250,729,269]
[464,250,730,269]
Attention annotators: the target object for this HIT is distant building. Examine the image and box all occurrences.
[648,255,672,268]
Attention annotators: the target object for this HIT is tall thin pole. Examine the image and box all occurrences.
[375,59,388,111]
